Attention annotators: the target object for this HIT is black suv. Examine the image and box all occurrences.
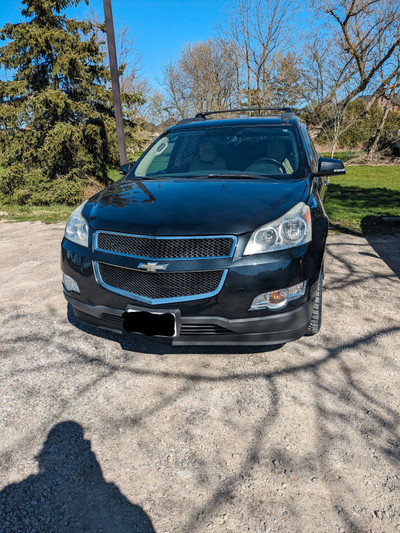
[61,108,345,345]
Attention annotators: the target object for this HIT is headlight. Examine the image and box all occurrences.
[244,202,311,255]
[65,201,89,247]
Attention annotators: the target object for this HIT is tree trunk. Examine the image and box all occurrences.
[366,74,400,161]
[330,137,337,158]
[366,105,390,161]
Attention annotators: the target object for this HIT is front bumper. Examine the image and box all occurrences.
[61,230,325,345]
[65,293,314,346]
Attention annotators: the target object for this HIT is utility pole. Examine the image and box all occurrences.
[103,0,127,166]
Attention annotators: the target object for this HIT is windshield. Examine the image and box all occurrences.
[132,125,305,179]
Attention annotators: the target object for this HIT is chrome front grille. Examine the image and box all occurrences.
[95,262,227,304]
[95,232,236,259]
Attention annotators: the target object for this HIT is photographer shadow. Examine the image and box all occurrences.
[0,421,155,533]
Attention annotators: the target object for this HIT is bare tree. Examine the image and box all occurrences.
[366,50,400,159]
[221,0,298,107]
[366,78,400,159]
[323,96,367,156]
[163,39,238,118]
[270,52,302,108]
[86,7,156,151]
[163,62,194,118]
[293,0,400,154]
[310,0,400,111]
[87,8,146,114]
[299,38,340,108]
[299,38,365,153]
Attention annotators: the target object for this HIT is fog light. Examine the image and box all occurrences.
[249,281,306,311]
[62,273,80,294]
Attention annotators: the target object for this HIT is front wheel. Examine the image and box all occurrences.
[306,270,323,336]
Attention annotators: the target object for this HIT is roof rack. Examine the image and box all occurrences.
[175,117,205,126]
[194,107,293,119]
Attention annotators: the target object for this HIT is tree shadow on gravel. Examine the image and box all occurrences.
[0,421,155,533]
[363,232,400,278]
[2,234,400,532]
[324,239,399,291]
[173,326,400,533]
[2,311,400,531]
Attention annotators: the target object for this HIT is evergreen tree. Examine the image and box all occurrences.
[0,0,141,205]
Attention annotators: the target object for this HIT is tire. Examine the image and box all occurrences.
[306,270,323,336]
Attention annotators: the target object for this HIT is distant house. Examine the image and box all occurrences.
[356,93,400,112]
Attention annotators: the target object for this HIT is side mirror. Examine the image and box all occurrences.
[119,162,135,176]
[315,157,346,176]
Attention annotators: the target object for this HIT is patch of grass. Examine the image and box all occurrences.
[325,165,400,234]
[132,150,144,161]
[320,150,362,162]
[107,168,121,182]
[107,151,145,182]
[0,204,75,223]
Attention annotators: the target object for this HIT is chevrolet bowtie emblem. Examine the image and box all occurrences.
[137,262,168,273]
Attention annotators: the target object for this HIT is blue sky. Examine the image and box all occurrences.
[0,0,228,89]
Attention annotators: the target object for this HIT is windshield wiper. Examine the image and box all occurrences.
[207,173,276,179]
[134,174,182,180]
[132,173,277,180]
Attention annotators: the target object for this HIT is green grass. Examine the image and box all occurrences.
[320,150,362,163]
[107,168,121,182]
[324,165,400,234]
[0,203,75,223]
[108,151,144,182]
[132,150,144,160]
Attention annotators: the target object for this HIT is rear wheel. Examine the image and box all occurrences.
[306,270,323,336]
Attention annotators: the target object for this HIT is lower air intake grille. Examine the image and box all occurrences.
[180,324,232,336]
[97,262,225,301]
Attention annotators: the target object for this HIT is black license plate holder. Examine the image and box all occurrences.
[122,308,180,338]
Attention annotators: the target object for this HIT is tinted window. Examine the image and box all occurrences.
[300,123,318,167]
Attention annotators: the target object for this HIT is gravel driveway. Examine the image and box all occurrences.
[0,222,399,533]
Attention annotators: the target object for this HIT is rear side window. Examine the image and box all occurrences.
[300,124,318,168]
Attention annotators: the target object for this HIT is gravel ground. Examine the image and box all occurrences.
[0,222,399,533]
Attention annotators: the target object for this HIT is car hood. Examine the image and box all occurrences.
[85,178,309,235]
